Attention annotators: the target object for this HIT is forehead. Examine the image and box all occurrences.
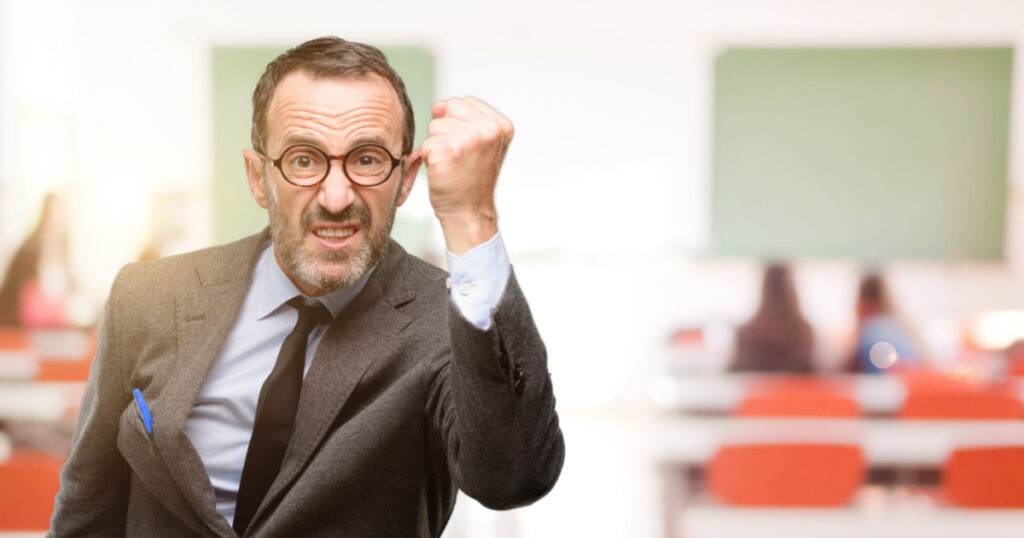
[264,70,403,150]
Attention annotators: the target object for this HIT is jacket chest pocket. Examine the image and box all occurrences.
[116,396,161,470]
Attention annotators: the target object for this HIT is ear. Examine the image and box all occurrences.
[394,149,422,207]
[243,149,269,209]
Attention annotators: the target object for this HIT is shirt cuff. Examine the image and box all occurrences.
[445,231,511,329]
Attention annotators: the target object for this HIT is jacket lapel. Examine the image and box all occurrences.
[153,230,269,536]
[117,396,216,535]
[250,240,416,527]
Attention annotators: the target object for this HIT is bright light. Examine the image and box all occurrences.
[969,310,1024,350]
[869,341,899,369]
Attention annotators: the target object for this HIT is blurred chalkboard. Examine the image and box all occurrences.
[711,47,1013,261]
[211,45,434,245]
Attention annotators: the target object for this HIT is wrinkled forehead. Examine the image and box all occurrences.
[264,70,404,151]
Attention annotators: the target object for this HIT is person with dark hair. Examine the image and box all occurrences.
[845,271,922,373]
[0,193,72,328]
[51,37,563,537]
[729,262,815,373]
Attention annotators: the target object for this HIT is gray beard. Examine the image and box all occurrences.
[265,179,398,293]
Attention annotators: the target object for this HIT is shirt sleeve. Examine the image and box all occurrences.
[445,231,511,330]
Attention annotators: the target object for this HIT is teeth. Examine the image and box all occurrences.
[315,228,355,239]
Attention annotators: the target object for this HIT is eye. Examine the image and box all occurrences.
[357,154,381,166]
[343,145,392,183]
[280,146,327,181]
[347,146,390,168]
[290,152,318,169]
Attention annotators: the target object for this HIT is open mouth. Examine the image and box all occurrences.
[311,224,359,249]
[314,227,355,239]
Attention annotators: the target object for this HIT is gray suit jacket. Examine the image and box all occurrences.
[49,230,564,537]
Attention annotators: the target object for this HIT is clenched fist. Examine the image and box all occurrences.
[420,97,513,255]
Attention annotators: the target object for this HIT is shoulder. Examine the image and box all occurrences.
[110,231,267,301]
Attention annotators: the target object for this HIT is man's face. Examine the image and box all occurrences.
[243,71,421,296]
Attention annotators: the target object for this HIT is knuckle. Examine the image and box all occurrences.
[447,143,464,158]
[432,144,455,160]
[480,123,502,140]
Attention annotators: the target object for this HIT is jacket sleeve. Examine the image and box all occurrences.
[49,267,133,536]
[427,269,565,509]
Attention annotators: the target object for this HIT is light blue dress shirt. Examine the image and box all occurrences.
[183,233,510,524]
[446,231,511,330]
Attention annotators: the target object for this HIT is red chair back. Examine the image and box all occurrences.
[0,450,64,530]
[708,443,864,506]
[0,326,29,350]
[36,359,93,382]
[736,377,860,418]
[899,372,1023,420]
[944,446,1024,507]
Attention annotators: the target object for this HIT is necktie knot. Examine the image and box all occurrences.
[287,297,332,336]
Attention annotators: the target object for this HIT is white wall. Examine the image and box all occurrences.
[4,1,1024,535]
[3,0,1022,397]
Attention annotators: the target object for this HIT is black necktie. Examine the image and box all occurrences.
[233,297,331,535]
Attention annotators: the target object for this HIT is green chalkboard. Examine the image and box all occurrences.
[211,45,435,245]
[711,47,1013,261]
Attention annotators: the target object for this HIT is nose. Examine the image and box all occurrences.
[317,158,356,214]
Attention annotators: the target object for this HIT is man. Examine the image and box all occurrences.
[50,36,564,537]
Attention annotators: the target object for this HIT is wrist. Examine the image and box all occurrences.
[437,211,498,256]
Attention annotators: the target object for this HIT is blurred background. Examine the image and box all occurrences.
[3,0,1024,536]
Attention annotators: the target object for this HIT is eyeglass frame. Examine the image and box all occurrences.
[258,142,404,188]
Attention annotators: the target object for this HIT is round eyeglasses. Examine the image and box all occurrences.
[262,143,402,187]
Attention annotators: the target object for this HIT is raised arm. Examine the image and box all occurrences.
[421,97,564,507]
[428,271,564,508]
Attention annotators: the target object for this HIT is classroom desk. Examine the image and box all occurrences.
[657,415,1024,466]
[650,373,1024,416]
[0,382,84,421]
[0,329,93,423]
[658,416,1024,537]
[677,506,1024,538]
[0,350,38,380]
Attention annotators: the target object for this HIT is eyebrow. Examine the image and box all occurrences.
[280,134,325,149]
[345,134,393,151]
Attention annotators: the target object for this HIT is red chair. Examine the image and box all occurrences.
[736,376,860,418]
[0,326,30,350]
[899,372,1023,420]
[34,330,96,382]
[36,358,93,382]
[944,446,1024,507]
[0,450,65,530]
[707,443,864,506]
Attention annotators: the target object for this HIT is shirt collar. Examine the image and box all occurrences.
[254,242,376,320]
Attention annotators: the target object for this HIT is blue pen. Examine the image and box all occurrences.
[133,388,153,434]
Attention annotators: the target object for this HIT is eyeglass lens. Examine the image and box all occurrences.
[280,145,393,186]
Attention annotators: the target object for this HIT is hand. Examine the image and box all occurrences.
[421,97,514,255]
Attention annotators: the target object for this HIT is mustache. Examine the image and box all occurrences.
[301,202,371,231]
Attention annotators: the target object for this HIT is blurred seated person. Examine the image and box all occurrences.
[729,262,815,373]
[844,271,923,373]
[0,193,73,328]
